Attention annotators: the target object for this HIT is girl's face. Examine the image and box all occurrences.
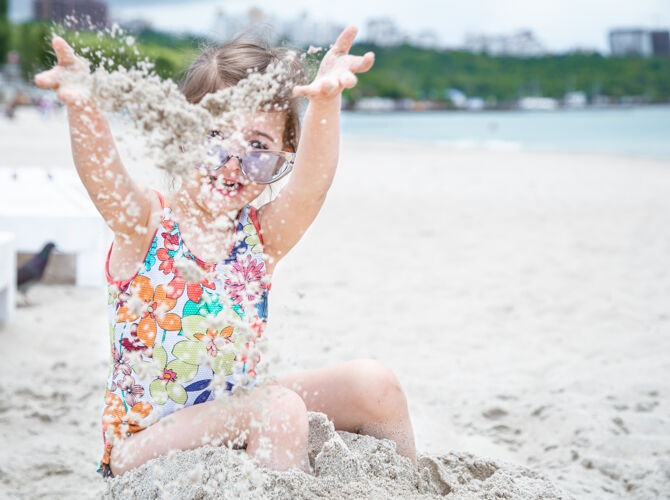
[184,111,286,215]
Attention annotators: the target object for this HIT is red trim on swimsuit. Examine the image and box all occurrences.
[248,205,272,290]
[248,205,264,245]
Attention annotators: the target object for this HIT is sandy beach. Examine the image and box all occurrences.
[1,108,669,498]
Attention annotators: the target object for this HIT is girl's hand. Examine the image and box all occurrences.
[35,36,91,108]
[293,25,374,101]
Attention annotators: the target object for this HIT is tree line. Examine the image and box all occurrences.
[2,20,669,104]
[348,43,670,103]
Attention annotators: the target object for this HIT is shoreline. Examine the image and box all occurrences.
[342,102,670,112]
[340,135,670,164]
[3,107,670,168]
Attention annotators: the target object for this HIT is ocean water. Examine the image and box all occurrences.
[341,105,670,160]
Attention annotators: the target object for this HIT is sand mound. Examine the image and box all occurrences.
[103,412,565,499]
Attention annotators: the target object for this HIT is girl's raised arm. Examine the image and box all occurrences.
[35,36,153,239]
[258,26,374,265]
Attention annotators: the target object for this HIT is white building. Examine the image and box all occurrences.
[410,29,441,50]
[466,97,485,110]
[463,29,547,57]
[517,97,558,110]
[445,88,466,108]
[212,9,344,49]
[366,17,406,47]
[211,8,237,43]
[211,8,281,44]
[609,29,653,56]
[563,91,587,108]
[354,97,396,111]
[608,28,664,57]
[280,12,344,48]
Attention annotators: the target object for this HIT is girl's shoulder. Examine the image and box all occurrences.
[106,189,166,287]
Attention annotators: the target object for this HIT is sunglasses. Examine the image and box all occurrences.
[197,143,295,185]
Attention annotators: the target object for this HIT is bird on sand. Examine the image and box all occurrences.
[17,242,56,304]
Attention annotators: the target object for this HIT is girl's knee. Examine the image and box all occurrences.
[263,386,309,438]
[348,359,407,421]
[247,387,309,471]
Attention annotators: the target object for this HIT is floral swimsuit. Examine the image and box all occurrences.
[98,191,269,477]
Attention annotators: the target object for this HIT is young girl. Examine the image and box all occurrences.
[35,25,416,477]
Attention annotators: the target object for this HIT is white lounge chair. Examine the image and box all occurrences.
[0,167,111,287]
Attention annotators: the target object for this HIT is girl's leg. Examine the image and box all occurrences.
[277,359,416,465]
[109,385,309,476]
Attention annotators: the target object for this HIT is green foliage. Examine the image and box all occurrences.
[134,28,201,51]
[11,22,55,79]
[4,20,670,103]
[0,0,9,64]
[63,30,197,81]
[0,18,9,64]
[348,43,670,103]
[6,22,198,82]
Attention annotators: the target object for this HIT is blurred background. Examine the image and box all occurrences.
[1,0,669,157]
[1,2,670,499]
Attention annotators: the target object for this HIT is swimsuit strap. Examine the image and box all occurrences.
[152,189,166,209]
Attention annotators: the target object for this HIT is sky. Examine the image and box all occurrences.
[10,0,670,53]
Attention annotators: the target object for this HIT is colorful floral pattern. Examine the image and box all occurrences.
[225,254,269,306]
[156,219,180,275]
[116,276,182,349]
[145,239,158,271]
[137,343,197,405]
[99,198,268,476]
[243,219,262,254]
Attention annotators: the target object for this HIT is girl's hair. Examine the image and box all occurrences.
[180,36,307,152]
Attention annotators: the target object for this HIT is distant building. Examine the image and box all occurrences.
[563,91,587,108]
[354,97,396,112]
[212,8,238,43]
[366,18,406,47]
[211,9,343,48]
[465,97,485,110]
[517,97,558,110]
[410,29,441,50]
[463,29,546,57]
[609,28,669,57]
[32,0,107,28]
[445,88,466,108]
[212,7,281,44]
[609,29,653,56]
[280,12,344,48]
[650,30,670,56]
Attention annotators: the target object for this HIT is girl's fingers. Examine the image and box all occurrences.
[319,78,339,94]
[58,86,83,106]
[293,77,339,97]
[34,66,61,89]
[292,85,306,97]
[331,25,358,55]
[53,35,77,66]
[293,82,320,97]
[292,83,317,97]
[350,52,375,74]
[339,72,357,89]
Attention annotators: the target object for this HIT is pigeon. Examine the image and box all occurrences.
[17,242,56,302]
